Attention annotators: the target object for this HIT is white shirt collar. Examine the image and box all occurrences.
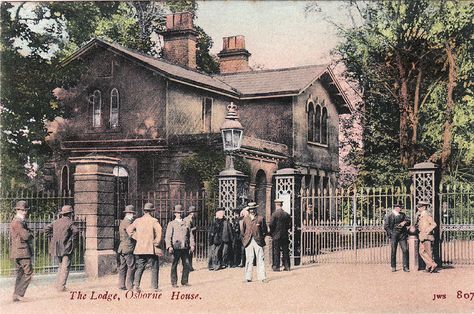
[392,210,400,216]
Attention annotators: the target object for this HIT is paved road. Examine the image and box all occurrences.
[1,262,473,313]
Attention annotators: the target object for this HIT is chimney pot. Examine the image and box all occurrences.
[161,12,197,69]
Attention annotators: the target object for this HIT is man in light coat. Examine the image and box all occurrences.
[45,205,79,291]
[165,205,195,288]
[241,202,268,283]
[415,200,438,272]
[126,202,162,292]
[10,200,34,302]
[117,205,136,290]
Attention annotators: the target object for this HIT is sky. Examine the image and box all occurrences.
[195,1,356,69]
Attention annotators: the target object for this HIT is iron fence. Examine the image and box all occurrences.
[0,190,85,276]
[439,183,474,265]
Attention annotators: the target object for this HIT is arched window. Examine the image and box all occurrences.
[92,90,102,127]
[110,88,119,128]
[314,104,321,143]
[307,102,314,142]
[321,107,328,145]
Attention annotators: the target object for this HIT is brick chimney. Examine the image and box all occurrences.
[161,12,198,69]
[217,35,251,73]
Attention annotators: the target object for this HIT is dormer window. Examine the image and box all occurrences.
[92,90,102,127]
[110,88,120,128]
[202,97,212,133]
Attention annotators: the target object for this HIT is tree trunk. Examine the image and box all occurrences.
[440,41,457,173]
[396,53,411,167]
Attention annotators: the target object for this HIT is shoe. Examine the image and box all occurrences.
[245,279,252,283]
[181,283,191,287]
[391,268,396,272]
[154,288,162,292]
[238,264,244,268]
[272,267,280,272]
[283,268,290,271]
[172,284,179,288]
[403,267,410,272]
[134,287,141,293]
[12,294,21,302]
[119,287,127,290]
[57,286,68,292]
[261,279,269,283]
[430,264,438,273]
[189,267,195,272]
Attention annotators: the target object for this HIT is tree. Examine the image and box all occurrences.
[309,0,473,184]
[0,0,218,191]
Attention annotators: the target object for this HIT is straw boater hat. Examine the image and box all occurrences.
[143,202,155,212]
[14,200,29,211]
[417,200,430,208]
[274,199,283,205]
[59,205,74,215]
[123,205,135,214]
[173,204,185,213]
[243,202,258,211]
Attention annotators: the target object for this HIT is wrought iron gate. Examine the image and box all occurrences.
[300,185,414,264]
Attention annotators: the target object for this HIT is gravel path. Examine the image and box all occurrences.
[1,262,473,313]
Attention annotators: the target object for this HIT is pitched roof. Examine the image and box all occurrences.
[62,38,352,112]
[215,65,328,98]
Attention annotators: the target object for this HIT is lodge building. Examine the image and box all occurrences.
[48,12,352,219]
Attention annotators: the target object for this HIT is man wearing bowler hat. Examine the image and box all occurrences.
[166,204,195,287]
[45,205,79,291]
[242,202,268,283]
[383,203,410,272]
[117,205,136,290]
[269,199,292,271]
[127,202,162,292]
[415,200,438,272]
[183,205,198,271]
[10,200,34,301]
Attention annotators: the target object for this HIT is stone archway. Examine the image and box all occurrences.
[255,169,267,217]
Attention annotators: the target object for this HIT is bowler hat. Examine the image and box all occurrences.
[173,204,185,213]
[143,202,155,212]
[59,205,74,215]
[393,204,403,208]
[187,206,198,213]
[123,205,135,214]
[243,202,258,211]
[216,207,225,213]
[417,200,430,208]
[274,199,283,204]
[14,200,29,211]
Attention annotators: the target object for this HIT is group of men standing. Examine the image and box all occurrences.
[384,200,438,273]
[208,199,292,283]
[117,203,196,291]
[10,201,79,302]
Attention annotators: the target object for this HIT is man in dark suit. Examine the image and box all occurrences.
[183,205,198,271]
[383,204,410,272]
[269,199,291,271]
[241,202,268,283]
[10,200,34,302]
[117,205,136,290]
[45,205,79,291]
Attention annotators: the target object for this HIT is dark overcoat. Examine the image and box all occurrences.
[10,217,33,259]
[45,216,79,257]
[269,209,291,240]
